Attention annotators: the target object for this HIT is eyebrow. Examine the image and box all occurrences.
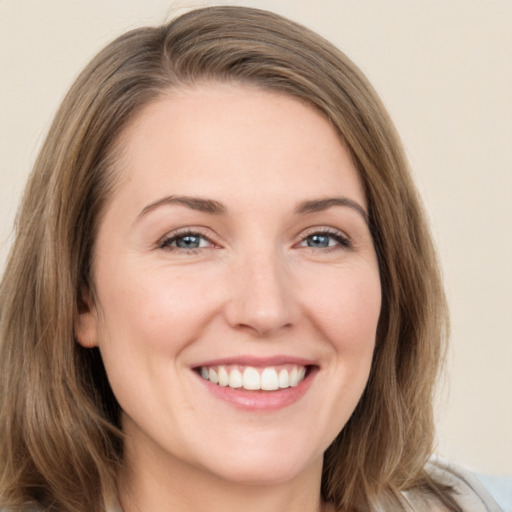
[295,197,369,224]
[137,194,368,224]
[138,195,226,220]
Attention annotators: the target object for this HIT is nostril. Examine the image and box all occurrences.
[223,264,297,336]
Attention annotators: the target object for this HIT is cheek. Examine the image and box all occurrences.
[296,266,381,443]
[94,261,223,354]
[92,265,216,412]
[299,264,382,349]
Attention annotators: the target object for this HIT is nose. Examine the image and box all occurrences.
[224,249,297,337]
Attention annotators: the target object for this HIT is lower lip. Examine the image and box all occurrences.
[194,368,318,411]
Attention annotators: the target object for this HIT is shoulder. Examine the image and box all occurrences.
[420,458,507,512]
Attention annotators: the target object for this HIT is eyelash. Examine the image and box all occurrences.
[298,228,352,252]
[158,227,352,253]
[158,229,215,253]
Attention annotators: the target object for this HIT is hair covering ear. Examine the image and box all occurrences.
[75,286,99,348]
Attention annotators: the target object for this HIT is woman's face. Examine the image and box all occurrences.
[76,84,381,487]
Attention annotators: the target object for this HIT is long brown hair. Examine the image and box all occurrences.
[0,6,454,512]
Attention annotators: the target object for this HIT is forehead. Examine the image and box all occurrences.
[111,83,365,211]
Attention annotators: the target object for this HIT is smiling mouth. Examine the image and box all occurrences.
[196,364,312,391]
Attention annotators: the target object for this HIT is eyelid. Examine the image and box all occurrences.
[158,227,218,250]
[156,225,352,252]
[295,226,352,249]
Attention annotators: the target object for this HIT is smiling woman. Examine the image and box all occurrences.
[0,5,503,512]
[74,87,381,503]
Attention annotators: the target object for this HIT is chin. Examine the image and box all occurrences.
[205,455,319,487]
[191,432,324,487]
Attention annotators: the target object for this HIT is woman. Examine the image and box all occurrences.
[0,6,503,512]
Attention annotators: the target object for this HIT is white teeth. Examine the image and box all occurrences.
[289,366,299,387]
[243,367,260,390]
[278,368,290,388]
[260,368,279,390]
[229,369,243,388]
[199,364,307,391]
[208,368,219,384]
[218,366,229,386]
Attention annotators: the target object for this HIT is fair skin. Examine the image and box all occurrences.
[76,83,381,512]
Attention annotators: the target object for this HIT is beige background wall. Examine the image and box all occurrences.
[1,0,511,475]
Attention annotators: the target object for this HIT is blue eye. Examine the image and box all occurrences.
[174,234,202,249]
[300,231,350,249]
[305,234,332,248]
[160,232,212,250]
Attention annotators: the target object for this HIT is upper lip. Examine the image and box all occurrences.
[192,355,318,369]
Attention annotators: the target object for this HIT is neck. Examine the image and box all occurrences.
[118,437,328,512]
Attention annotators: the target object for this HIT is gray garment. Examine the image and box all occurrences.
[476,473,512,512]
[402,458,505,511]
